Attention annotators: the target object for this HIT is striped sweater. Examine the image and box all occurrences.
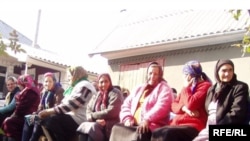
[53,80,96,124]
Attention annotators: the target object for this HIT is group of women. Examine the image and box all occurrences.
[109,59,249,141]
[0,59,249,141]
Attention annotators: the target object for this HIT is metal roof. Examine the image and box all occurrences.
[0,20,32,46]
[1,19,98,75]
[0,19,70,67]
[89,10,250,57]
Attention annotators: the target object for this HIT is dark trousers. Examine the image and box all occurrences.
[151,125,199,141]
[78,133,93,141]
[109,123,151,141]
[21,120,43,141]
[41,114,78,141]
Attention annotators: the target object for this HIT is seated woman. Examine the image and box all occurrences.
[77,73,123,141]
[151,60,212,141]
[2,74,40,141]
[21,72,64,141]
[109,62,173,141]
[0,76,20,140]
[38,66,96,141]
[193,59,249,141]
[0,76,20,126]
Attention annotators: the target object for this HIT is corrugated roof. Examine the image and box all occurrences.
[0,20,32,46]
[0,19,70,67]
[90,10,250,55]
[1,19,98,75]
[25,45,72,67]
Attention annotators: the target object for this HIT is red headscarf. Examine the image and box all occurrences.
[17,74,40,95]
[95,73,113,111]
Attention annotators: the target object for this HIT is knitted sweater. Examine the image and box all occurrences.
[53,80,96,124]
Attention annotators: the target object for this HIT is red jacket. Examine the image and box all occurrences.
[170,81,211,131]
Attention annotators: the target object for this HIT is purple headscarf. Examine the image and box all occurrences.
[183,60,210,94]
[182,60,202,77]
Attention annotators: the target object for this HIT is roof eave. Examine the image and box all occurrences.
[91,31,245,60]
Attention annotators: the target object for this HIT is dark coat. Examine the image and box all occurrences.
[82,87,123,140]
[205,79,249,125]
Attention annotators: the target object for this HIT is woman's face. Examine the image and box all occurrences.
[98,75,111,92]
[218,64,234,83]
[67,71,72,83]
[183,73,192,82]
[147,66,160,86]
[6,80,16,92]
[43,76,54,91]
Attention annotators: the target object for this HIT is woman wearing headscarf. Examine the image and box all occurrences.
[21,72,64,141]
[109,62,173,141]
[77,73,123,141]
[151,60,212,141]
[2,74,40,141]
[193,59,249,141]
[38,66,96,141]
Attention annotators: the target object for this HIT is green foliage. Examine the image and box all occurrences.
[0,30,26,56]
[230,10,250,57]
[229,10,242,20]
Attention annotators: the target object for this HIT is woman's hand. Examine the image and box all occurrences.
[136,120,149,134]
[189,110,199,117]
[29,115,36,123]
[124,119,134,127]
[183,75,195,87]
[38,108,55,119]
[96,119,106,126]
[182,106,199,117]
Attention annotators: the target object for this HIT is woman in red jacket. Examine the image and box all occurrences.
[151,60,212,141]
[2,74,40,141]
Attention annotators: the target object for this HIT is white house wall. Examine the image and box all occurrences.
[108,42,250,93]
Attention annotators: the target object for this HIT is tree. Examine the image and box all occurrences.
[230,10,250,57]
[0,30,26,56]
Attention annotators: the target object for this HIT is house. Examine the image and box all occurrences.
[89,10,250,92]
[0,19,97,97]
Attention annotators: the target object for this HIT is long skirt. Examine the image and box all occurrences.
[2,116,24,141]
[109,123,151,141]
[151,125,199,141]
[77,122,105,141]
[41,114,78,141]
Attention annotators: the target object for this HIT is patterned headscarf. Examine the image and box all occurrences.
[183,60,211,94]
